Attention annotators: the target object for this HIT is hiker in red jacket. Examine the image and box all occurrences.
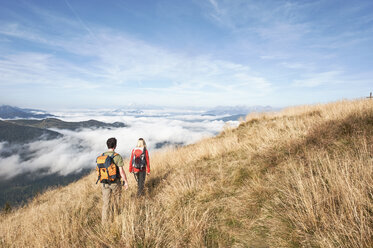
[129,138,150,196]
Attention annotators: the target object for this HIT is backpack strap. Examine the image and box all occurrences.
[111,153,121,179]
[96,153,105,184]
[132,148,137,166]
[143,147,147,164]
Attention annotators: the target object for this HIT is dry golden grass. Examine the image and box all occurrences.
[1,98,372,247]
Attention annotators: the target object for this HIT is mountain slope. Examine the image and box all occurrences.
[0,105,53,119]
[0,168,91,207]
[6,118,127,130]
[0,120,61,143]
[0,99,372,247]
[0,118,127,144]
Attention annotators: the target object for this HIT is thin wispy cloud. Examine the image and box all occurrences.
[0,8,272,107]
[292,71,343,88]
[64,0,96,40]
[280,62,310,70]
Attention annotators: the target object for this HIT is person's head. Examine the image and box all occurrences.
[107,137,117,149]
[136,138,146,148]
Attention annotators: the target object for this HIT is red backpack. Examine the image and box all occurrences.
[132,147,147,170]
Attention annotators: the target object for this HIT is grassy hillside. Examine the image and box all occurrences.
[1,99,372,247]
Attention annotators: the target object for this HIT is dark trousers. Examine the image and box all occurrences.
[134,171,146,196]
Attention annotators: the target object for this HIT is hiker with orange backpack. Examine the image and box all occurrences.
[129,138,150,196]
[96,137,129,225]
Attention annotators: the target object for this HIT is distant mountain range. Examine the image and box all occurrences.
[103,105,277,121]
[0,105,54,119]
[6,118,126,131]
[201,105,277,122]
[214,114,248,122]
[0,120,62,144]
[0,118,127,144]
[204,105,275,116]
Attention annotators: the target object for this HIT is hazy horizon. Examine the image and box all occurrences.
[0,103,279,114]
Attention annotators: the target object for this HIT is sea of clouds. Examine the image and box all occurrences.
[0,108,238,179]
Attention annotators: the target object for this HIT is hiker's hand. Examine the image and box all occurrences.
[147,172,150,176]
[123,182,128,190]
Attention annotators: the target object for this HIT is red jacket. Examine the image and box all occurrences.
[129,147,150,173]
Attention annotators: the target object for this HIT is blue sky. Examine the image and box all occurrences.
[0,0,372,109]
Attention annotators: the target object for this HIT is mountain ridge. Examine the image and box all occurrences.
[6,118,127,131]
[0,118,127,144]
[0,105,54,119]
[0,120,62,144]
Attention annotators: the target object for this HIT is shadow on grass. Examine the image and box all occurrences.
[145,171,171,198]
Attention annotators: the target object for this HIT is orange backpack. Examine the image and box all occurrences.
[96,153,120,184]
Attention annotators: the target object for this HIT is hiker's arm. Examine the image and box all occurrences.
[129,150,133,173]
[115,155,128,189]
[145,149,150,174]
[119,167,128,189]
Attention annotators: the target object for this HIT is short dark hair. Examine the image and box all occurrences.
[107,137,117,149]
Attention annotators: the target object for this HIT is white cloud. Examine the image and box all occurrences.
[254,22,310,43]
[0,5,273,105]
[0,23,48,44]
[0,110,232,178]
[208,0,219,11]
[280,62,310,69]
[292,71,343,88]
